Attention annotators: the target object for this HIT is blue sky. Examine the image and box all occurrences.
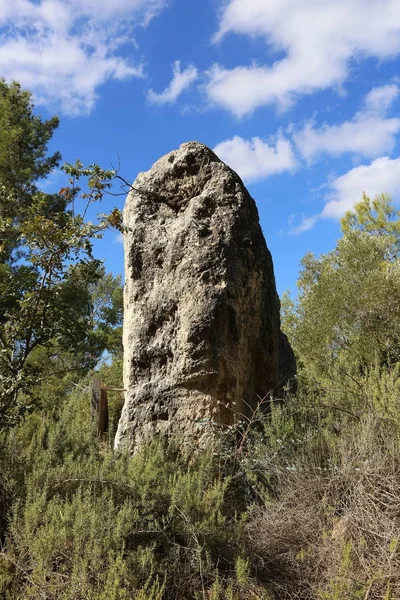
[2,0,400,295]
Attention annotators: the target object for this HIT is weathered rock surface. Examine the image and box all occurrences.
[115,141,295,453]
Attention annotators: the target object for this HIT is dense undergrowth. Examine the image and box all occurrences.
[1,362,400,599]
[2,80,400,599]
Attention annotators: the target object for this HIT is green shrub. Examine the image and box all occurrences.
[0,386,258,599]
[2,354,400,599]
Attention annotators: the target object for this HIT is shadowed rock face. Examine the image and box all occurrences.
[115,141,295,453]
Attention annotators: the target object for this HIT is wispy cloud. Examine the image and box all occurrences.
[0,0,169,116]
[207,0,400,117]
[288,214,319,236]
[113,232,125,244]
[214,134,296,183]
[147,61,198,105]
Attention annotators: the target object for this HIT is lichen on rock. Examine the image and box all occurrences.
[115,141,295,453]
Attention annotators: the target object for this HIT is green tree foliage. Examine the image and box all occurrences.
[89,270,123,359]
[283,194,400,384]
[0,81,123,426]
[0,80,63,261]
[0,80,60,198]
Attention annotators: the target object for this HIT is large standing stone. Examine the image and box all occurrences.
[115,142,295,453]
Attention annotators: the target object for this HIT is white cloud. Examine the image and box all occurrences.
[364,83,400,113]
[147,61,198,105]
[69,0,167,23]
[287,214,319,235]
[0,0,169,115]
[322,156,400,219]
[114,232,125,244]
[289,155,400,234]
[293,84,400,161]
[214,83,400,194]
[214,134,296,183]
[208,0,400,116]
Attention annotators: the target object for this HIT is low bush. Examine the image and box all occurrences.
[0,385,265,599]
[1,364,400,599]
